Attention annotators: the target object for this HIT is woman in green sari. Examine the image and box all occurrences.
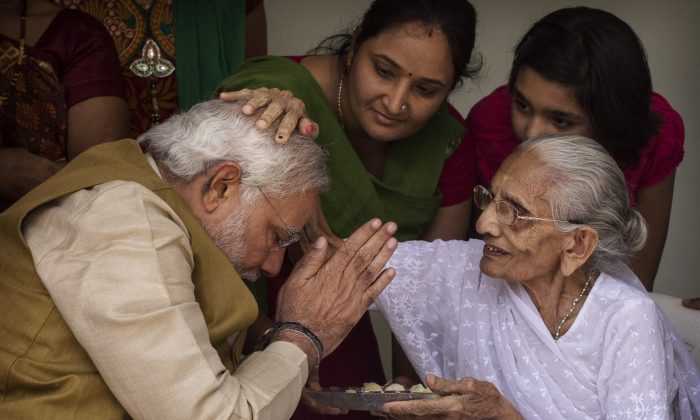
[218,1,480,417]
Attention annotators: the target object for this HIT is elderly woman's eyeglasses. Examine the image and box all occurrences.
[473,185,578,226]
[258,187,301,249]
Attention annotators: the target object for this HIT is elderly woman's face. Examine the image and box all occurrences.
[475,152,570,283]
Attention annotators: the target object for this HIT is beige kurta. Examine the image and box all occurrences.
[0,139,309,419]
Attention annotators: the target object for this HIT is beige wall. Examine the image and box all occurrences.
[264,0,700,377]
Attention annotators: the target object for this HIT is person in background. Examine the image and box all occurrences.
[57,0,267,134]
[218,1,480,416]
[683,297,700,310]
[0,0,130,211]
[0,99,397,419]
[374,134,700,419]
[466,6,684,292]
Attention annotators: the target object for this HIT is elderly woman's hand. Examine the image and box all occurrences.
[381,374,523,420]
[219,88,319,143]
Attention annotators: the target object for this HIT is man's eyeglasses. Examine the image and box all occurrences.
[473,185,579,226]
[258,187,301,249]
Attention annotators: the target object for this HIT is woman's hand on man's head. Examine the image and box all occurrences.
[219,88,319,143]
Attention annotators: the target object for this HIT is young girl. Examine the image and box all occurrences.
[467,6,683,291]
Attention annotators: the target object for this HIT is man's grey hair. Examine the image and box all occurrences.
[137,99,329,200]
[514,134,647,273]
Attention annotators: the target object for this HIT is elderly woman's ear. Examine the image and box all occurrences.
[560,227,598,277]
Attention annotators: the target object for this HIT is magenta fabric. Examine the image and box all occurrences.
[439,105,476,206]
[468,85,685,207]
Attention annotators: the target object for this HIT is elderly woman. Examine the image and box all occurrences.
[375,134,700,419]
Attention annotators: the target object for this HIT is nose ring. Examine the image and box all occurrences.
[400,104,407,111]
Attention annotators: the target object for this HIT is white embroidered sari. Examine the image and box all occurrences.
[376,240,700,419]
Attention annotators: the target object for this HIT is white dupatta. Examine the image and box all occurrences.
[376,240,700,419]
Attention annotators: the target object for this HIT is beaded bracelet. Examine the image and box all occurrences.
[255,322,324,367]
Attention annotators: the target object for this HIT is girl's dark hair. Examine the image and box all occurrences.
[312,0,480,88]
[507,6,661,167]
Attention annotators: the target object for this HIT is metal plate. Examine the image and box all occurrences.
[303,387,439,411]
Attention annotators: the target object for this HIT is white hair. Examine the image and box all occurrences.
[204,194,259,281]
[138,99,329,198]
[515,134,647,272]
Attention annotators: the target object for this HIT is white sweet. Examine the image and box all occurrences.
[384,383,406,392]
[360,382,383,392]
[409,384,433,393]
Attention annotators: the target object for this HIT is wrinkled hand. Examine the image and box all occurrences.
[276,218,397,356]
[219,88,319,143]
[0,147,65,202]
[382,375,523,419]
[682,297,700,310]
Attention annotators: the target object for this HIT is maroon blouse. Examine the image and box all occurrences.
[0,8,125,161]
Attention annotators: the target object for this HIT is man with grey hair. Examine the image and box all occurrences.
[0,99,397,419]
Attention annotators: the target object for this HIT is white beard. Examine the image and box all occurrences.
[205,200,260,281]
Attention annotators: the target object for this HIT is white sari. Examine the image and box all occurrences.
[376,240,700,419]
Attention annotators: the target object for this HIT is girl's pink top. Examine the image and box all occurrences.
[467,85,684,206]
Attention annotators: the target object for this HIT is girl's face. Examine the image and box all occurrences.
[511,66,595,142]
[345,21,455,142]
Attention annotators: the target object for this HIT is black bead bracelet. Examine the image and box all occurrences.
[255,321,324,367]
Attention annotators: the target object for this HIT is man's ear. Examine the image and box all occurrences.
[560,227,598,277]
[201,161,242,214]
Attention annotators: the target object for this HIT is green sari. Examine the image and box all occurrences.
[174,0,246,112]
[218,56,464,241]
